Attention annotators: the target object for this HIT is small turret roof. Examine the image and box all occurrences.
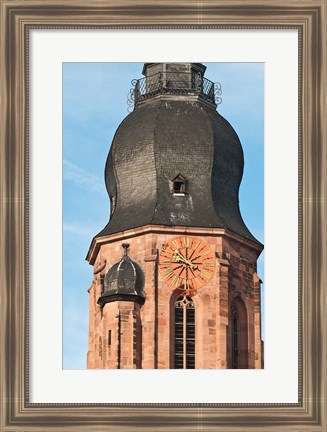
[97,243,145,306]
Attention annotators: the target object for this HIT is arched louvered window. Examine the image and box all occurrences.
[174,295,195,369]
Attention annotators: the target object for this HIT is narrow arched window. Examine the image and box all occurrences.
[174,295,195,369]
[230,298,248,369]
[100,274,105,295]
[232,311,239,369]
[99,336,103,360]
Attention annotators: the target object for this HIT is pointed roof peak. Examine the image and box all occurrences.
[121,242,130,256]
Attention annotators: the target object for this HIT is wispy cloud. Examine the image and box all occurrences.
[63,159,105,195]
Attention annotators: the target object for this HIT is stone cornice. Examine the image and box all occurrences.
[86,224,263,265]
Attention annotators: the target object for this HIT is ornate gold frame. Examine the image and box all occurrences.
[1,1,326,430]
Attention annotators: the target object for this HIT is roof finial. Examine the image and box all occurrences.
[122,242,130,256]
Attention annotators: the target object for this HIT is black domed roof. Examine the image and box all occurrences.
[95,63,261,246]
[98,243,145,306]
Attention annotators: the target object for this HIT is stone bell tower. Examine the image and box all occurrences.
[86,63,264,369]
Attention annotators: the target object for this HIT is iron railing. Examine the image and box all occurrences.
[127,72,222,110]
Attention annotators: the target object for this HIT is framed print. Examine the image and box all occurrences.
[1,0,326,431]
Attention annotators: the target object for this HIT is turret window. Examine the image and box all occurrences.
[108,330,112,347]
[100,274,105,295]
[172,175,186,196]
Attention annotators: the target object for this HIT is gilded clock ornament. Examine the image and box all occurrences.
[158,236,216,292]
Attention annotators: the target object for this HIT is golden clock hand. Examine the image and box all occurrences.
[173,250,188,264]
[174,251,198,269]
[173,250,199,270]
[183,257,198,269]
[185,260,198,269]
[173,255,184,264]
[177,250,191,264]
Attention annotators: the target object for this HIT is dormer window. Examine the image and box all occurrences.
[172,175,186,196]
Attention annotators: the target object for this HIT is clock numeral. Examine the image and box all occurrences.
[192,278,201,289]
[196,244,206,254]
[171,239,180,249]
[202,267,214,274]
[162,268,174,277]
[172,275,181,286]
[198,274,209,283]
[159,260,171,264]
[183,236,189,247]
[197,249,211,259]
[163,243,174,253]
[167,274,175,283]
[160,252,172,259]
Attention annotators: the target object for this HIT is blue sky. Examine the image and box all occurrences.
[63,63,264,369]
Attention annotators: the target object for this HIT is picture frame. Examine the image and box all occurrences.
[1,0,326,431]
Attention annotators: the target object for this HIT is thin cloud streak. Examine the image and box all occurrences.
[63,159,105,195]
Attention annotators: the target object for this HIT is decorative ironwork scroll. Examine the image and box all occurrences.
[127,71,223,110]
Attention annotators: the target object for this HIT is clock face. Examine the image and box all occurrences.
[158,236,216,291]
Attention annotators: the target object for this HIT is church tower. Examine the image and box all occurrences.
[86,63,263,369]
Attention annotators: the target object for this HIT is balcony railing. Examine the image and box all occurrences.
[127,72,222,110]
